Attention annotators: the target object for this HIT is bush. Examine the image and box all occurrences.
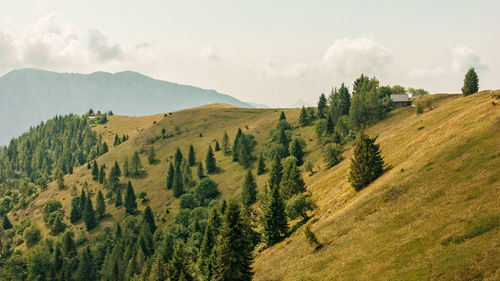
[24,225,41,248]
[286,194,316,221]
[304,225,321,248]
[194,178,219,205]
[416,103,424,114]
[179,194,198,210]
[304,160,314,175]
[323,143,343,168]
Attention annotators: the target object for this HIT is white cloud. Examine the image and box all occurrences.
[0,13,152,72]
[321,38,393,78]
[247,58,309,79]
[198,45,220,61]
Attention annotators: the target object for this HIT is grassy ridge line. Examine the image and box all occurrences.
[253,91,500,280]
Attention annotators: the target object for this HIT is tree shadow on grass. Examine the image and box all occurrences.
[128,170,148,179]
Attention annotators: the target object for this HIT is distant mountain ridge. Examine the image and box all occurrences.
[0,68,253,145]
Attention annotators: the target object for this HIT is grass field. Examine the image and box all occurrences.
[9,91,500,280]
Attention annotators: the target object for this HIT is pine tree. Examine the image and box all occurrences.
[348,132,384,191]
[222,131,230,154]
[79,189,87,214]
[99,164,106,184]
[2,215,12,230]
[142,206,156,234]
[173,165,184,198]
[197,162,205,180]
[167,243,193,281]
[138,221,154,256]
[166,162,175,189]
[148,146,155,164]
[75,246,96,281]
[96,190,106,219]
[289,138,305,166]
[213,202,253,281]
[83,197,97,230]
[215,140,221,151]
[237,136,251,168]
[148,255,167,281]
[326,113,334,134]
[109,161,121,184]
[257,152,266,175]
[462,67,479,96]
[114,134,121,147]
[279,156,306,200]
[263,186,288,246]
[70,197,81,223]
[123,157,130,177]
[131,152,141,176]
[174,147,184,167]
[56,170,65,190]
[232,128,243,162]
[268,155,283,189]
[199,223,216,278]
[124,181,137,214]
[317,93,328,119]
[205,145,217,174]
[241,170,257,207]
[91,160,99,180]
[115,188,123,207]
[188,145,196,166]
[338,83,351,116]
[299,106,310,126]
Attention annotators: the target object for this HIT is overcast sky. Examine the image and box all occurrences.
[1,0,498,106]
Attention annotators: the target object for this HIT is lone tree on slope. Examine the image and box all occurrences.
[462,67,479,96]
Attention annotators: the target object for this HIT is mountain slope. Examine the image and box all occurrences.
[8,91,500,280]
[0,68,252,145]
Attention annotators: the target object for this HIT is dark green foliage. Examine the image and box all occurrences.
[92,160,99,180]
[314,119,328,142]
[148,255,167,280]
[124,181,137,214]
[75,246,96,281]
[263,186,288,246]
[286,194,315,220]
[416,103,424,114]
[241,170,258,207]
[123,157,130,177]
[49,212,67,235]
[96,190,106,219]
[199,223,216,278]
[131,151,142,176]
[79,188,87,213]
[205,145,217,174]
[323,143,343,168]
[83,196,97,230]
[179,193,198,210]
[197,162,205,180]
[338,83,351,116]
[175,147,184,167]
[299,106,310,126]
[326,113,335,134]
[268,155,283,189]
[2,214,12,230]
[348,132,384,191]
[42,200,66,234]
[166,162,175,189]
[222,130,230,154]
[109,161,121,184]
[289,138,306,166]
[99,164,106,184]
[279,111,287,121]
[167,243,193,281]
[24,224,41,248]
[215,140,221,151]
[194,178,219,205]
[188,144,196,166]
[257,152,266,175]
[142,206,156,233]
[56,170,65,190]
[148,146,155,164]
[173,164,184,198]
[114,133,121,146]
[462,67,479,96]
[304,224,321,248]
[115,188,123,207]
[213,202,254,281]
[232,128,243,162]
[317,93,328,119]
[279,156,306,200]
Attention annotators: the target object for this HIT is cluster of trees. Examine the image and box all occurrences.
[113,134,129,147]
[232,128,257,168]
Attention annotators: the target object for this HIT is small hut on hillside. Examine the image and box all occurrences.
[391,94,411,108]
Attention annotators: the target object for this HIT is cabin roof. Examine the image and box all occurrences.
[391,94,409,102]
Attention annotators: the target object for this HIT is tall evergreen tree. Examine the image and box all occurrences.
[115,188,123,207]
[148,146,155,164]
[167,243,193,281]
[70,197,82,223]
[83,197,97,230]
[213,202,254,281]
[188,144,196,166]
[215,140,221,151]
[79,189,87,214]
[232,128,243,162]
[257,152,266,175]
[124,181,137,214]
[131,152,141,175]
[142,206,156,234]
[462,67,479,96]
[91,160,99,180]
[123,156,130,177]
[166,162,175,189]
[174,147,184,167]
[338,83,351,116]
[348,132,384,191]
[279,156,306,200]
[99,164,106,184]
[317,93,328,119]
[96,190,106,219]
[241,170,258,207]
[222,131,230,154]
[109,161,121,185]
[289,138,305,166]
[199,223,216,278]
[299,106,310,126]
[173,165,184,198]
[268,155,283,189]
[148,255,167,281]
[2,215,12,230]
[205,145,217,174]
[263,186,288,246]
[237,136,251,168]
[197,162,205,180]
[75,246,96,281]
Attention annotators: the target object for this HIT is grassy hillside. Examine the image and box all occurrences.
[9,91,500,280]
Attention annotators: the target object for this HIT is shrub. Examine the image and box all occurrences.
[304,160,314,175]
[416,103,424,114]
[24,225,41,248]
[179,194,198,210]
[304,225,321,248]
[323,143,343,168]
[286,194,316,221]
[194,178,219,205]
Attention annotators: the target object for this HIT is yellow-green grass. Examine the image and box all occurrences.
[253,91,500,280]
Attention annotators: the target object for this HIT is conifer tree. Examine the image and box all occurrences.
[109,161,121,185]
[166,162,175,189]
[199,223,216,278]
[70,197,81,223]
[241,170,257,207]
[197,162,205,180]
[99,164,106,184]
[317,93,328,119]
[173,165,184,198]
[167,243,193,281]
[237,136,251,168]
[91,160,99,180]
[2,215,12,230]
[56,170,65,190]
[131,152,141,176]
[148,255,167,281]
[79,189,87,214]
[124,181,137,214]
[96,190,106,219]
[215,140,221,151]
[232,128,243,162]
[187,144,196,166]
[83,197,97,230]
[123,157,130,177]
[326,113,335,134]
[280,156,306,200]
[338,83,351,116]
[257,152,266,175]
[299,106,310,126]
[138,221,154,256]
[205,145,217,174]
[75,246,96,281]
[222,131,230,154]
[263,185,288,246]
[213,201,253,281]
[114,133,121,146]
[348,132,384,191]
[174,147,184,167]
[148,146,155,164]
[462,67,479,96]
[142,206,156,234]
[289,138,305,166]
[268,155,283,189]
[279,111,287,121]
[115,188,123,207]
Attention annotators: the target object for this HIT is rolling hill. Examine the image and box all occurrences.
[0,68,253,145]
[6,90,500,280]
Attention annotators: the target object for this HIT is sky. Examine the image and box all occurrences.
[0,0,499,107]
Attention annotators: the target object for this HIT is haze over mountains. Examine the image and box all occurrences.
[0,68,254,145]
